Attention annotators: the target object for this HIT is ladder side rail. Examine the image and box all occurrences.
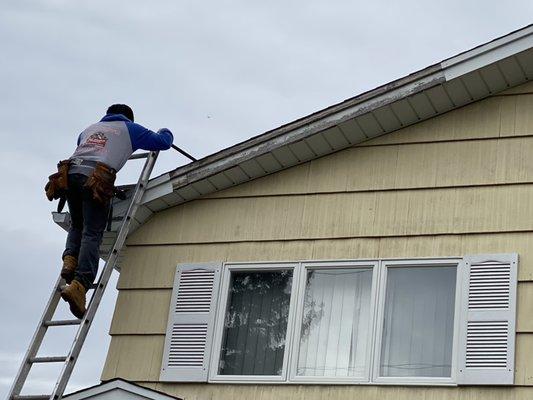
[49,151,159,399]
[8,277,64,399]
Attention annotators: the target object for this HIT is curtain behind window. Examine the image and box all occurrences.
[297,268,373,377]
[219,270,293,376]
[380,266,456,377]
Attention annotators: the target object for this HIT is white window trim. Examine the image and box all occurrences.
[371,258,462,386]
[209,262,301,383]
[204,256,498,386]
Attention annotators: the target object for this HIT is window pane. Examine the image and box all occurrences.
[219,270,293,375]
[297,268,373,377]
[380,266,456,378]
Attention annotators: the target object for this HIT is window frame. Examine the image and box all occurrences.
[209,262,301,383]
[288,260,380,384]
[371,258,462,386]
[208,257,465,385]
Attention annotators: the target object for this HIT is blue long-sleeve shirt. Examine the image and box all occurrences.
[69,114,174,175]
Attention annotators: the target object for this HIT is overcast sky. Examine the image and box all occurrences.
[1,0,532,397]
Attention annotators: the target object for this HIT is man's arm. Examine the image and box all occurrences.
[127,122,174,151]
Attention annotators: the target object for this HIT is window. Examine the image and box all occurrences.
[373,260,460,385]
[290,262,377,383]
[296,268,372,378]
[211,263,299,382]
[379,266,456,378]
[161,254,518,386]
[218,269,293,376]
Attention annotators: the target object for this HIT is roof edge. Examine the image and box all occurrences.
[161,24,533,184]
[87,23,533,245]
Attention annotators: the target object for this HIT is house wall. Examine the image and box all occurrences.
[102,81,533,400]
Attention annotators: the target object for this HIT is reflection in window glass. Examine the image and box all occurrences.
[297,268,373,377]
[219,270,292,375]
[380,266,456,377]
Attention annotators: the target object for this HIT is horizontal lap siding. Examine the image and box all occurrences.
[359,91,533,146]
[108,281,533,335]
[137,383,533,400]
[104,85,533,395]
[128,185,533,244]
[120,233,533,288]
[110,290,171,335]
[207,136,533,198]
[101,333,533,386]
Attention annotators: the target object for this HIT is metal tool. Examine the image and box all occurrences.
[171,144,197,161]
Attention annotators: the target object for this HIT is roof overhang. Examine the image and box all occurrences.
[53,24,533,263]
[140,24,533,209]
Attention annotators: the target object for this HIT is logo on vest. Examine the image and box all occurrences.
[86,132,108,148]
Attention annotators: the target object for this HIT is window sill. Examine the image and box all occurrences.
[206,378,458,386]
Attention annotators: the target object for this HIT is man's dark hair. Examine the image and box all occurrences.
[106,104,134,122]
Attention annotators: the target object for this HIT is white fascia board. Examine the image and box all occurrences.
[442,25,533,80]
[134,69,445,204]
[154,70,445,194]
[141,173,173,204]
[135,25,533,213]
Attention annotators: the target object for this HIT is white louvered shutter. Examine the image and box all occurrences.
[457,253,518,385]
[160,263,222,381]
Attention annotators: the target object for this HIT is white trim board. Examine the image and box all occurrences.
[64,379,181,400]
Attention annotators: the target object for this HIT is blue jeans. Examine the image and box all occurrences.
[62,173,109,289]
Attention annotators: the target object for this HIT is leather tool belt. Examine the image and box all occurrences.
[45,160,117,211]
[45,160,71,209]
[84,162,117,205]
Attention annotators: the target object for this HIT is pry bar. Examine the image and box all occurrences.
[171,144,197,162]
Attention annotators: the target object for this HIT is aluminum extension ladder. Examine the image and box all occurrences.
[8,151,159,400]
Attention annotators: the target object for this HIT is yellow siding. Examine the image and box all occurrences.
[109,289,171,335]
[137,384,533,400]
[108,281,533,335]
[102,333,533,385]
[206,136,533,198]
[104,82,533,398]
[103,335,163,381]
[128,185,533,245]
[358,94,533,146]
[119,233,533,290]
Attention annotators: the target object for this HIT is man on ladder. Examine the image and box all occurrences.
[46,104,174,318]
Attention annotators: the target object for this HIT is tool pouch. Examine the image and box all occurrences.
[84,162,117,205]
[45,160,71,201]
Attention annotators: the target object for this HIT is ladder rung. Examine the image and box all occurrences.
[128,152,150,160]
[59,283,98,292]
[12,395,51,400]
[44,319,81,327]
[30,356,67,363]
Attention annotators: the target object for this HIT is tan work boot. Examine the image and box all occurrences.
[61,280,86,319]
[61,255,78,284]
